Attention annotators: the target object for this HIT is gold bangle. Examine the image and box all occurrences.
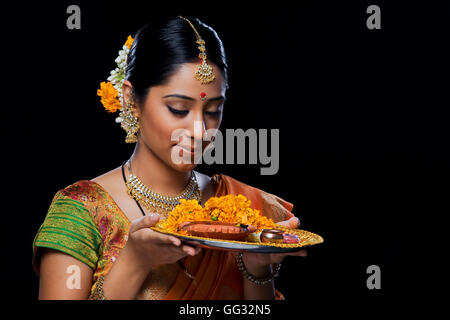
[236,252,281,285]
[88,275,108,300]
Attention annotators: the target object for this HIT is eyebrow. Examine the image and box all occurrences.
[163,94,226,102]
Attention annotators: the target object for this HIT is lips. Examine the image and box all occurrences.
[178,144,204,152]
[178,145,196,152]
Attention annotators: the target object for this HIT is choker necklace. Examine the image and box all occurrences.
[124,159,202,217]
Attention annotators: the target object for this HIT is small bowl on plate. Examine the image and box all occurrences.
[260,229,284,243]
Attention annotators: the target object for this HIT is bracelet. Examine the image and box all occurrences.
[235,252,281,285]
[88,275,108,300]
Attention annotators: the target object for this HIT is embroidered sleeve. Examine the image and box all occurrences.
[32,191,103,274]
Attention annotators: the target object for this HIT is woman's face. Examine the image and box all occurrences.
[131,62,226,172]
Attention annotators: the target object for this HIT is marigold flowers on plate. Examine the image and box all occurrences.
[159,194,275,236]
[160,199,210,235]
[204,194,275,231]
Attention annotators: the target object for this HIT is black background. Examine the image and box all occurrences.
[7,0,448,315]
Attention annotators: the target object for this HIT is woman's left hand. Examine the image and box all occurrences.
[241,216,307,270]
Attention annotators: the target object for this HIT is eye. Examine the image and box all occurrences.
[167,105,189,116]
[205,105,223,117]
[204,110,222,117]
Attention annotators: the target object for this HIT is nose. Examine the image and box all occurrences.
[188,113,207,143]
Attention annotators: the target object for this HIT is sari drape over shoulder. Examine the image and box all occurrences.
[33,174,296,299]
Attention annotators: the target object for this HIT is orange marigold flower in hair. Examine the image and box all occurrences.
[97,81,122,113]
[125,35,134,49]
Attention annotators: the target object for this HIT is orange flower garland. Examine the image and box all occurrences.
[160,194,275,235]
[161,199,210,235]
[204,194,275,230]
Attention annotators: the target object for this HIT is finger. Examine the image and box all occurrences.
[160,244,189,261]
[151,231,181,247]
[270,250,306,263]
[168,244,201,259]
[289,249,307,257]
[129,214,160,233]
[287,216,300,228]
[181,244,196,256]
[183,240,201,247]
[270,253,286,264]
[276,216,300,229]
[180,244,200,256]
[180,240,202,250]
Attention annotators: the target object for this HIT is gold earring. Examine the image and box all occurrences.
[115,96,140,143]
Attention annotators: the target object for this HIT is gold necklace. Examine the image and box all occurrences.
[124,160,202,217]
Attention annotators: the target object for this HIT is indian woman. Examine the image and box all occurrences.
[33,16,306,300]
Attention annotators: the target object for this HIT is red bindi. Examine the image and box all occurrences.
[200,92,207,101]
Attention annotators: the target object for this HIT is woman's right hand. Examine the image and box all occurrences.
[124,214,202,270]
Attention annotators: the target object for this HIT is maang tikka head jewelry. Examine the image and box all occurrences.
[179,16,216,84]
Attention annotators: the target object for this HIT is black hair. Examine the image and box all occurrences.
[125,16,228,103]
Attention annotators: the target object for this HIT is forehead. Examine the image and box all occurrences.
[162,62,226,95]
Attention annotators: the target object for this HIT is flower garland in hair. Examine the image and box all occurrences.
[97,35,134,113]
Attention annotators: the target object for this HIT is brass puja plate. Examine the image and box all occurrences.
[151,225,324,253]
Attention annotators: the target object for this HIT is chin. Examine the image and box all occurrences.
[171,161,198,172]
[169,145,202,172]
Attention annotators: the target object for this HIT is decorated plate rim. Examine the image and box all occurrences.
[150,225,324,251]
